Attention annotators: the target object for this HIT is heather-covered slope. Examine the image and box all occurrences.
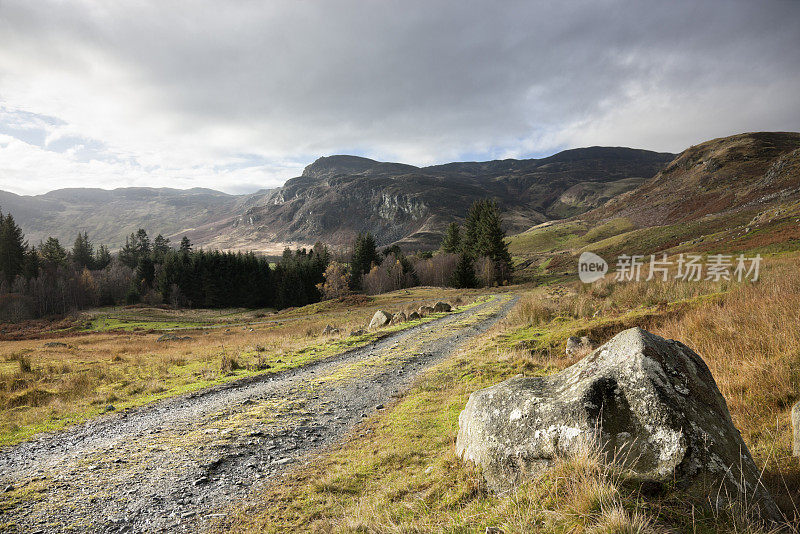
[508,132,800,272]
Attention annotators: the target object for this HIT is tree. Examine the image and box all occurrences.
[459,199,511,284]
[22,246,40,279]
[72,232,95,269]
[40,237,67,267]
[94,245,112,270]
[136,257,155,290]
[318,262,351,300]
[179,236,192,254]
[119,229,151,268]
[153,234,171,263]
[0,211,26,283]
[441,222,461,253]
[350,232,379,290]
[450,252,477,288]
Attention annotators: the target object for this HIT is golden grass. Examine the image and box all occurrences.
[215,252,800,532]
[0,286,484,445]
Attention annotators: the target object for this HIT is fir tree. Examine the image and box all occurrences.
[0,211,26,283]
[72,232,95,269]
[350,232,379,290]
[441,222,461,253]
[94,245,112,270]
[152,234,171,263]
[179,236,192,254]
[450,252,477,288]
[40,237,67,266]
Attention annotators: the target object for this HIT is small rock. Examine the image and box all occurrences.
[369,310,392,329]
[376,404,384,410]
[565,335,596,358]
[350,329,366,337]
[322,324,340,335]
[485,528,505,534]
[418,305,435,316]
[273,458,294,466]
[390,312,407,325]
[407,311,421,320]
[3,484,13,492]
[193,476,209,486]
[433,301,451,313]
[44,341,68,348]
[157,334,192,343]
[104,404,116,413]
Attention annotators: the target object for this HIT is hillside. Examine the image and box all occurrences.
[187,147,672,251]
[0,187,246,251]
[509,132,800,272]
[1,147,672,252]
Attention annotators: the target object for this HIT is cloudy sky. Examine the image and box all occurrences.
[0,0,798,196]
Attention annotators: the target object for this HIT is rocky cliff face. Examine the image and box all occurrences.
[197,147,673,251]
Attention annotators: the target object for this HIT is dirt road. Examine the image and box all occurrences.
[0,295,517,533]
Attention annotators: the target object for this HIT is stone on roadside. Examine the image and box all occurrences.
[390,312,407,325]
[418,305,435,316]
[433,301,451,313]
[456,327,781,522]
[350,328,366,337]
[369,310,392,329]
[407,311,421,320]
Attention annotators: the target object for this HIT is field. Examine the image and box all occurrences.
[0,286,492,446]
[2,254,799,532]
[217,253,800,533]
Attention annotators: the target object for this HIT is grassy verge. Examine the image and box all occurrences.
[217,254,800,533]
[0,288,487,446]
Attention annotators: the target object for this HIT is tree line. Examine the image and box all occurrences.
[319,199,512,297]
[0,210,330,321]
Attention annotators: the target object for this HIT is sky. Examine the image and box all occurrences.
[0,0,798,196]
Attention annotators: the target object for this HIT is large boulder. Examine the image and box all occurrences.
[456,327,780,521]
[418,305,435,316]
[369,310,392,329]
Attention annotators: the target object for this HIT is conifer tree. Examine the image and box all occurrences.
[94,245,112,270]
[0,211,26,283]
[40,237,67,266]
[350,232,379,290]
[450,252,477,288]
[179,236,192,254]
[152,234,171,263]
[72,232,95,269]
[441,222,461,253]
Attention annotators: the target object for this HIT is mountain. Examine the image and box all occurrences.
[0,187,245,250]
[183,147,673,251]
[508,132,800,271]
[0,147,674,253]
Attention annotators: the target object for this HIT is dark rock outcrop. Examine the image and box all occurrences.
[456,327,780,521]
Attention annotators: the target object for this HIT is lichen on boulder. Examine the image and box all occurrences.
[456,327,780,521]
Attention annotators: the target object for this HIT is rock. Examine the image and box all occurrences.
[418,305,435,316]
[485,528,505,534]
[793,400,800,457]
[433,301,451,313]
[456,327,780,521]
[193,476,209,486]
[407,311,421,320]
[369,310,392,329]
[43,342,68,348]
[565,335,596,358]
[350,328,366,337]
[157,334,192,342]
[390,312,407,325]
[322,324,340,335]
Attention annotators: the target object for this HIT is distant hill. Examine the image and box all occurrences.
[185,147,673,251]
[508,132,800,273]
[0,146,674,252]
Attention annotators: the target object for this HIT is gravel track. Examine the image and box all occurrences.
[0,294,517,533]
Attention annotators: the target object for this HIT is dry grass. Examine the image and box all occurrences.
[0,286,484,445]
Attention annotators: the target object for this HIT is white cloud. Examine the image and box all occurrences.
[0,0,798,195]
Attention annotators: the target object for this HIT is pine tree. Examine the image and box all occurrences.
[350,232,379,290]
[22,246,40,279]
[450,252,477,288]
[94,245,112,269]
[72,232,95,269]
[441,222,461,253]
[40,237,67,266]
[0,212,26,283]
[153,234,171,263]
[179,236,192,254]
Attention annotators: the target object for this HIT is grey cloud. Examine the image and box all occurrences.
[0,0,798,194]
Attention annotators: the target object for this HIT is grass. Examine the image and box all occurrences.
[216,253,800,532]
[0,287,487,446]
